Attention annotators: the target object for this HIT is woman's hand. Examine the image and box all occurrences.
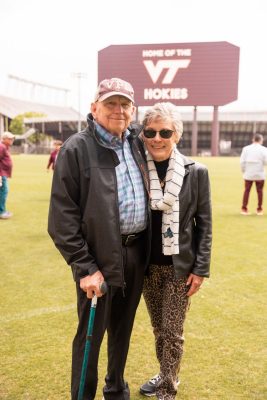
[186,273,204,297]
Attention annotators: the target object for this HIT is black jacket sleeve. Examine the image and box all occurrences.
[192,165,212,277]
[47,144,99,281]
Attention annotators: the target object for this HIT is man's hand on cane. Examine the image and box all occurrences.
[80,271,105,299]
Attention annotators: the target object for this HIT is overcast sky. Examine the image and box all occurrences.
[0,0,266,115]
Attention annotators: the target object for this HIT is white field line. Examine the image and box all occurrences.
[1,304,76,323]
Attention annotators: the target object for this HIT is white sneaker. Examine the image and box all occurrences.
[240,209,251,216]
[0,211,13,219]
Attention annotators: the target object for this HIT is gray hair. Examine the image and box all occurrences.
[142,102,183,137]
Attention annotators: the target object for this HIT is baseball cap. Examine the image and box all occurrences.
[94,78,134,103]
[1,131,15,139]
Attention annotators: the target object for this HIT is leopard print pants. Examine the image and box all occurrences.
[143,264,190,400]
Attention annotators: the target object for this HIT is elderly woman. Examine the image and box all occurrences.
[139,102,212,400]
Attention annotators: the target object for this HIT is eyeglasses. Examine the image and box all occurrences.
[143,129,174,139]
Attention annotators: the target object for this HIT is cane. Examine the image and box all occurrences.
[78,281,108,400]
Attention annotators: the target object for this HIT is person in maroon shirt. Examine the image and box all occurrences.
[47,140,62,172]
[0,131,15,219]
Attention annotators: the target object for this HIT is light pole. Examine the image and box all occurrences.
[72,73,87,132]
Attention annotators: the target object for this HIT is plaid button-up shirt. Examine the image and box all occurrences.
[95,122,147,234]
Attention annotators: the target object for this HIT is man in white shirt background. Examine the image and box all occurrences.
[240,133,267,215]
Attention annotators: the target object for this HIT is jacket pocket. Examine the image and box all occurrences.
[180,211,191,232]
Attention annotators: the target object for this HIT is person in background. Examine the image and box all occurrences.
[139,102,212,400]
[240,133,267,215]
[48,78,150,400]
[46,139,63,171]
[0,131,15,219]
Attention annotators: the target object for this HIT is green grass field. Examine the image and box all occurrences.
[0,155,266,400]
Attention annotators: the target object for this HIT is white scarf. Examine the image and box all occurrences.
[147,146,185,255]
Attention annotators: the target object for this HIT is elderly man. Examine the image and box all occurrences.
[0,131,15,219]
[48,78,150,400]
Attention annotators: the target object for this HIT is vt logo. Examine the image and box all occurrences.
[143,59,191,84]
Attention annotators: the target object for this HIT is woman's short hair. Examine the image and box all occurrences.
[142,102,183,138]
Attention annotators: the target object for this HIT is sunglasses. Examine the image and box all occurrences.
[143,129,174,139]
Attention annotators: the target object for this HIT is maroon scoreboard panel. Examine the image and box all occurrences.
[98,41,239,107]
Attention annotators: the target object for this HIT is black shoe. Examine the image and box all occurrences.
[139,374,180,397]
